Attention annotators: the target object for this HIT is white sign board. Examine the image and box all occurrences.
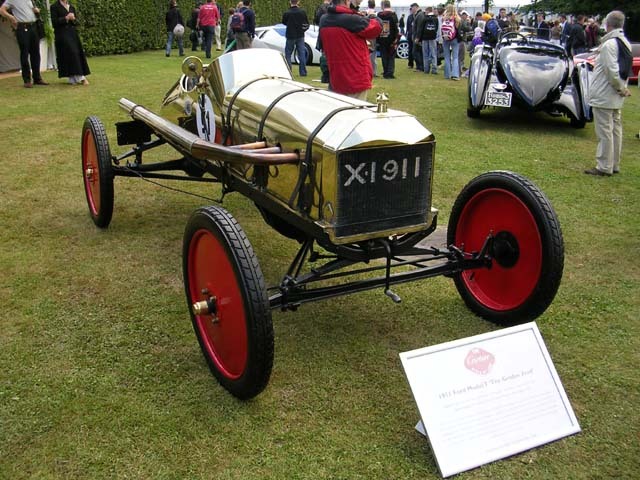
[400,322,580,478]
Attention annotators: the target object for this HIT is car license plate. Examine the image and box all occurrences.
[485,91,512,108]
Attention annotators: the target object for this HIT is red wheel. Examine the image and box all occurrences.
[183,206,273,399]
[447,171,564,324]
[81,116,114,228]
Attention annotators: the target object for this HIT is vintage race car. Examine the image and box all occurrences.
[467,31,591,128]
[82,49,564,399]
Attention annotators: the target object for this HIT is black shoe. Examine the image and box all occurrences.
[165,53,170,57]
[584,168,611,177]
[34,79,49,85]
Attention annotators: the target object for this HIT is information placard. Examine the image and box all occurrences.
[400,322,580,478]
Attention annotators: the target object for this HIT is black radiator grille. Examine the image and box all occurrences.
[335,142,434,238]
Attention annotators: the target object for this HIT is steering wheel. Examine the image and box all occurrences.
[501,31,529,43]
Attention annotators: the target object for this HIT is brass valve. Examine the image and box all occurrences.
[376,92,389,113]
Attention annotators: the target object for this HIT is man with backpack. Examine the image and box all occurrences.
[584,10,632,177]
[377,0,398,79]
[415,6,439,75]
[233,0,255,49]
[282,0,310,76]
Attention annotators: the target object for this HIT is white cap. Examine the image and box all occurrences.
[460,10,469,15]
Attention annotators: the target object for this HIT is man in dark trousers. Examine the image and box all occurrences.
[405,3,418,68]
[282,0,310,76]
[566,14,587,55]
[535,12,550,41]
[410,3,424,72]
[318,0,381,100]
[0,0,49,88]
[377,0,398,79]
[559,14,570,46]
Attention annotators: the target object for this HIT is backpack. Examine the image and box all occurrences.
[483,18,501,45]
[379,19,391,38]
[230,10,245,32]
[422,14,438,40]
[441,18,457,41]
[616,38,633,81]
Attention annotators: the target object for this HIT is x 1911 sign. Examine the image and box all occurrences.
[400,322,580,478]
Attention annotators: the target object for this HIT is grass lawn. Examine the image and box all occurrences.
[1,49,639,479]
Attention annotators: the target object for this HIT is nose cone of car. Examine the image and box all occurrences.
[500,47,567,107]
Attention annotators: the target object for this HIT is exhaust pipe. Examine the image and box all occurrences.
[119,98,299,165]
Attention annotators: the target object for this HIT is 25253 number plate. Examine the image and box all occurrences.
[485,91,512,108]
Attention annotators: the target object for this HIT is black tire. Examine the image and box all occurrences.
[447,171,564,325]
[467,107,481,118]
[570,115,586,129]
[305,44,313,65]
[81,116,114,228]
[183,206,274,400]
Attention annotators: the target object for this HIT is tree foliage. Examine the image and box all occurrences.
[521,0,640,40]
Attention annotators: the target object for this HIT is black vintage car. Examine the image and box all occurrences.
[467,31,591,128]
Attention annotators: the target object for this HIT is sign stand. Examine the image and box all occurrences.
[400,322,580,478]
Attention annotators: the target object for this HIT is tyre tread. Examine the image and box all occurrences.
[447,170,564,325]
[82,116,114,228]
[183,205,273,400]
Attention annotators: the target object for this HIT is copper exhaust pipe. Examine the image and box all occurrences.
[119,98,299,165]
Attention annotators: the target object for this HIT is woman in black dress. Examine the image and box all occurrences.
[50,0,90,85]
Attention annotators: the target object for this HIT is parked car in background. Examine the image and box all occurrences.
[468,31,590,127]
[252,26,416,65]
[395,34,410,59]
[253,24,322,65]
[573,42,640,84]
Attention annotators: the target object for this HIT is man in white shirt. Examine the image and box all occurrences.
[0,0,49,87]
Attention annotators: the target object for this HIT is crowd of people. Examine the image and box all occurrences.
[182,0,256,58]
[1,0,632,177]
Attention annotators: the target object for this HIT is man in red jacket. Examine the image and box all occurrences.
[319,0,382,100]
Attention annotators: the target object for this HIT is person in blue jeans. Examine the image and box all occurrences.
[441,4,460,80]
[165,0,185,56]
[419,6,439,74]
[282,0,309,76]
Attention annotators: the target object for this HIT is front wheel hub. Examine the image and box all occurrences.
[192,295,218,320]
[491,230,519,268]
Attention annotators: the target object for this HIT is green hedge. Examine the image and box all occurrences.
[32,0,326,57]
